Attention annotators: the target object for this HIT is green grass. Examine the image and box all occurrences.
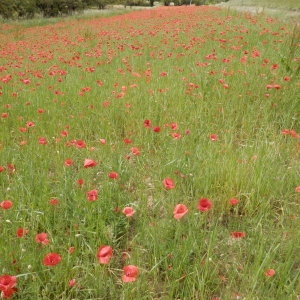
[0,5,299,299]
[226,0,300,10]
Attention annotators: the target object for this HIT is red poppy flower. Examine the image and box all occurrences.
[264,269,276,277]
[0,200,13,210]
[230,231,246,239]
[99,138,106,144]
[108,172,118,179]
[7,164,15,173]
[197,198,212,212]
[35,232,49,245]
[49,198,59,206]
[144,119,151,128]
[0,274,17,298]
[77,178,84,187]
[153,126,161,133]
[96,245,113,264]
[68,247,75,254]
[43,252,61,266]
[38,137,48,145]
[123,138,132,144]
[209,134,218,141]
[162,178,175,190]
[229,198,239,206]
[75,140,86,148]
[122,207,135,217]
[26,121,35,127]
[64,158,73,166]
[171,133,182,140]
[122,265,139,282]
[68,279,76,287]
[60,130,68,137]
[86,189,98,201]
[295,186,300,193]
[83,159,97,168]
[131,147,140,156]
[0,166,5,172]
[173,204,188,219]
[16,228,28,237]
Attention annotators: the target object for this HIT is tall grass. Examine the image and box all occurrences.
[0,6,299,299]
[227,0,300,10]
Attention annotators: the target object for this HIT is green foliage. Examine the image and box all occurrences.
[0,0,37,19]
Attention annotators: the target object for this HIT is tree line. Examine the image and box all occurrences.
[0,0,227,19]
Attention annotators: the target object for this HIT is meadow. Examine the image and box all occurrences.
[0,5,299,300]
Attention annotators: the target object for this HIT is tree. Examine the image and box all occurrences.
[0,0,15,19]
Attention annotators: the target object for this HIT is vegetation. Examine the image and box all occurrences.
[0,5,299,299]
[226,0,300,10]
[0,0,229,19]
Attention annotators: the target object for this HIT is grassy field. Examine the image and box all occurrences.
[225,0,300,10]
[0,5,299,299]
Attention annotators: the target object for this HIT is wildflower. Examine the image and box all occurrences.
[131,147,140,156]
[0,274,17,298]
[68,279,76,287]
[264,269,276,277]
[108,172,118,179]
[229,198,239,206]
[83,159,97,168]
[77,179,84,187]
[144,119,151,128]
[122,265,139,282]
[173,204,188,219]
[68,247,75,254]
[162,178,175,190]
[26,121,35,127]
[171,133,182,140]
[35,233,49,245]
[38,137,48,145]
[230,231,246,239]
[97,246,113,264]
[209,134,218,141]
[153,126,161,133]
[122,207,135,217]
[0,200,13,210]
[197,198,212,212]
[49,198,59,206]
[86,189,98,201]
[16,228,28,237]
[43,252,61,266]
[64,158,73,166]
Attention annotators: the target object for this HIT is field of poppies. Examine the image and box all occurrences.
[0,5,299,299]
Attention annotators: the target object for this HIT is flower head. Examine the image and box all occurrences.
[122,265,139,282]
[96,246,113,264]
[0,274,17,298]
[43,252,61,266]
[173,204,188,219]
[264,269,276,277]
[83,159,97,168]
[0,200,13,210]
[86,189,98,201]
[230,231,246,239]
[162,178,175,190]
[122,207,135,217]
[197,198,212,212]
